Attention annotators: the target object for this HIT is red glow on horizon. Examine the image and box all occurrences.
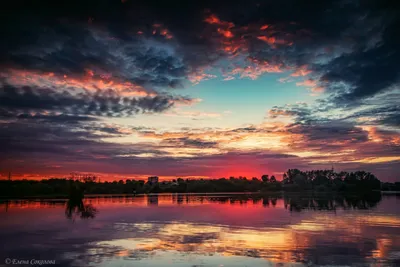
[1,170,283,182]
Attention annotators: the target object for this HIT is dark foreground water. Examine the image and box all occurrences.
[1,193,399,267]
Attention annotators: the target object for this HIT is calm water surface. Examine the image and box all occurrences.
[1,193,399,267]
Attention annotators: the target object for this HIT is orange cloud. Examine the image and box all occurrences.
[296,79,317,87]
[152,24,173,39]
[160,29,173,39]
[310,86,325,93]
[204,13,292,60]
[225,58,284,80]
[296,79,324,94]
[188,69,217,84]
[217,28,234,38]
[257,36,276,45]
[85,68,94,77]
[361,126,400,144]
[204,14,234,28]
[204,13,242,51]
[220,39,246,55]
[291,65,312,77]
[257,36,287,46]
[3,69,153,97]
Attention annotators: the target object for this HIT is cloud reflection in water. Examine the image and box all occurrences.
[1,194,400,267]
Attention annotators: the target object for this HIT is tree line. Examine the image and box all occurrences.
[0,169,398,198]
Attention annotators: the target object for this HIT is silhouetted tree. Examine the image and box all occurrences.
[0,169,384,197]
[261,175,269,183]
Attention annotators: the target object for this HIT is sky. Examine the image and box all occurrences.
[0,0,399,181]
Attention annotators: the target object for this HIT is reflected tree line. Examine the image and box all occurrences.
[2,192,383,216]
[282,192,382,212]
[202,193,382,212]
[1,169,396,198]
[146,193,383,212]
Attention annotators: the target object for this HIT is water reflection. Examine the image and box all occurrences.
[283,192,382,212]
[1,192,383,212]
[65,196,98,220]
[0,193,399,267]
[147,194,159,206]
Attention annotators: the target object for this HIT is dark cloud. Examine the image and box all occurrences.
[342,104,400,128]
[1,0,399,100]
[0,118,170,171]
[245,1,400,105]
[1,1,199,90]
[379,113,400,127]
[269,104,312,123]
[83,125,131,135]
[319,15,400,102]
[0,83,184,117]
[162,137,219,148]
[285,121,372,154]
[288,122,368,143]
[230,127,259,133]
[16,114,99,124]
[0,0,399,180]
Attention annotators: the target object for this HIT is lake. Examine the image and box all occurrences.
[1,193,399,267]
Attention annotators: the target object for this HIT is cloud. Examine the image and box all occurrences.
[223,58,285,80]
[2,0,399,101]
[0,83,187,118]
[326,90,400,128]
[161,137,219,148]
[319,17,400,102]
[1,109,399,180]
[163,109,222,119]
[268,103,311,121]
[379,113,400,127]
[2,26,188,89]
[188,69,217,85]
[291,65,312,77]
[265,102,400,165]
[1,0,399,181]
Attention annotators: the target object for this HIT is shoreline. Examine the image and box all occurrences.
[0,192,275,200]
[0,190,397,201]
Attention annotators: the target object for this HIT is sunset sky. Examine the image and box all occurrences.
[1,0,399,181]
